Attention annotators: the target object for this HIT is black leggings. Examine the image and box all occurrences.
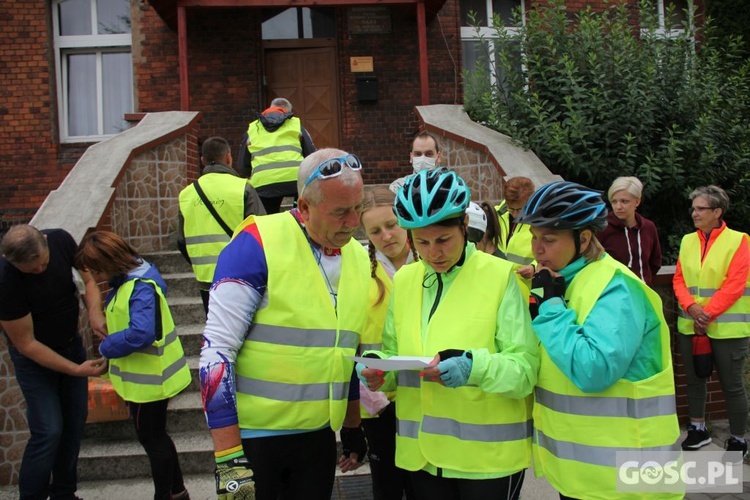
[242,427,337,500]
[129,399,185,500]
[410,468,525,500]
[361,404,416,500]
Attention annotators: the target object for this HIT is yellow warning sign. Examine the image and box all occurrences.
[350,57,374,73]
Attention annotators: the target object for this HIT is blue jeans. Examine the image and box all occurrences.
[10,336,88,500]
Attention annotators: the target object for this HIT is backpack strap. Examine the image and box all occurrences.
[193,180,234,237]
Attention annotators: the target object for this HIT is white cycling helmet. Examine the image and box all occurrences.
[465,202,487,234]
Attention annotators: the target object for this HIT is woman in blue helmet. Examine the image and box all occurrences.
[516,181,680,500]
[358,168,539,500]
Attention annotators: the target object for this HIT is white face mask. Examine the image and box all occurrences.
[411,155,437,173]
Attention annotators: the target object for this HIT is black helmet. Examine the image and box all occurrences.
[516,181,608,232]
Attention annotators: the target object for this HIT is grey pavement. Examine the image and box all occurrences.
[1,425,748,499]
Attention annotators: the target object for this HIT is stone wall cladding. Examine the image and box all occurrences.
[111,136,188,254]
[0,335,28,487]
[440,137,503,202]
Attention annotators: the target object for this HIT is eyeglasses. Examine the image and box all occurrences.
[507,206,524,214]
[302,154,362,189]
[689,206,716,214]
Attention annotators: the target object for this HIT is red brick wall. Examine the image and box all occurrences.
[132,5,181,114]
[0,1,62,228]
[340,1,464,185]
[0,0,704,227]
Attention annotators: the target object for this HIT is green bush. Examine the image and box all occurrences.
[464,0,750,262]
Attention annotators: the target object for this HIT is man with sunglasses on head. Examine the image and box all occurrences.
[199,148,371,500]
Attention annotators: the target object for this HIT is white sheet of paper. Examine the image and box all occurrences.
[348,355,435,371]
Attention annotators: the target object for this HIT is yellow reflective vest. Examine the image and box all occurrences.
[393,251,532,474]
[533,256,680,500]
[360,260,395,419]
[676,228,750,339]
[499,210,534,268]
[235,212,370,431]
[247,117,303,189]
[178,173,247,284]
[106,278,191,403]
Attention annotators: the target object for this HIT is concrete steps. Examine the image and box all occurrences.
[79,251,211,484]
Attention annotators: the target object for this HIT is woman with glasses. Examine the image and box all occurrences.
[598,176,662,287]
[495,177,536,281]
[673,185,749,459]
[358,168,539,500]
[516,181,680,500]
[75,231,191,500]
[353,184,417,500]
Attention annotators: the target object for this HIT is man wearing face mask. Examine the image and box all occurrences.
[389,132,442,194]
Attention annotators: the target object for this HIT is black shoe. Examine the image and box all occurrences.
[681,424,711,450]
[722,437,748,465]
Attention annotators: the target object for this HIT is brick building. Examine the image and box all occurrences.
[0,0,695,228]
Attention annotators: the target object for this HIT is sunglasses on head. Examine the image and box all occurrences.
[302,154,362,189]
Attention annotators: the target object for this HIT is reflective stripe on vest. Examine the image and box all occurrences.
[535,428,678,469]
[247,118,303,189]
[505,221,535,266]
[110,355,188,386]
[184,234,231,245]
[236,376,349,402]
[249,323,359,350]
[393,251,532,473]
[676,228,750,339]
[138,328,178,356]
[532,256,680,499]
[395,414,532,443]
[234,212,370,431]
[178,173,246,283]
[686,286,750,297]
[535,387,675,419]
[106,277,191,403]
[499,211,534,267]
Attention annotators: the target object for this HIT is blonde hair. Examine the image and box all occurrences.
[608,176,643,201]
[582,230,605,263]
[361,185,417,306]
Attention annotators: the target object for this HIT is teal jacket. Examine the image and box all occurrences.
[532,255,662,393]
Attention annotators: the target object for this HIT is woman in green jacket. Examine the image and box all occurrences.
[358,168,539,500]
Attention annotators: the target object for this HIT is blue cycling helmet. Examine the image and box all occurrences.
[516,181,608,232]
[394,168,471,229]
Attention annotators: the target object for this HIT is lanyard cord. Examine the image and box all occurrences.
[311,245,338,312]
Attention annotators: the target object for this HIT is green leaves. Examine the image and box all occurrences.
[464,0,750,261]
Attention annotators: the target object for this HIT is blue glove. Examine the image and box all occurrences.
[437,351,473,388]
[355,362,368,385]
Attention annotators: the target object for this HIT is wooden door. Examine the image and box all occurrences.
[265,46,340,149]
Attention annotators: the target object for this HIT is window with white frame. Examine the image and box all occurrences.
[654,0,690,31]
[460,0,523,86]
[52,0,133,142]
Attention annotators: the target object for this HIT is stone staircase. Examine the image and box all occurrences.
[75,250,372,499]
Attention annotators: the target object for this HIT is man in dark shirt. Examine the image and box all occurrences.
[0,225,107,500]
